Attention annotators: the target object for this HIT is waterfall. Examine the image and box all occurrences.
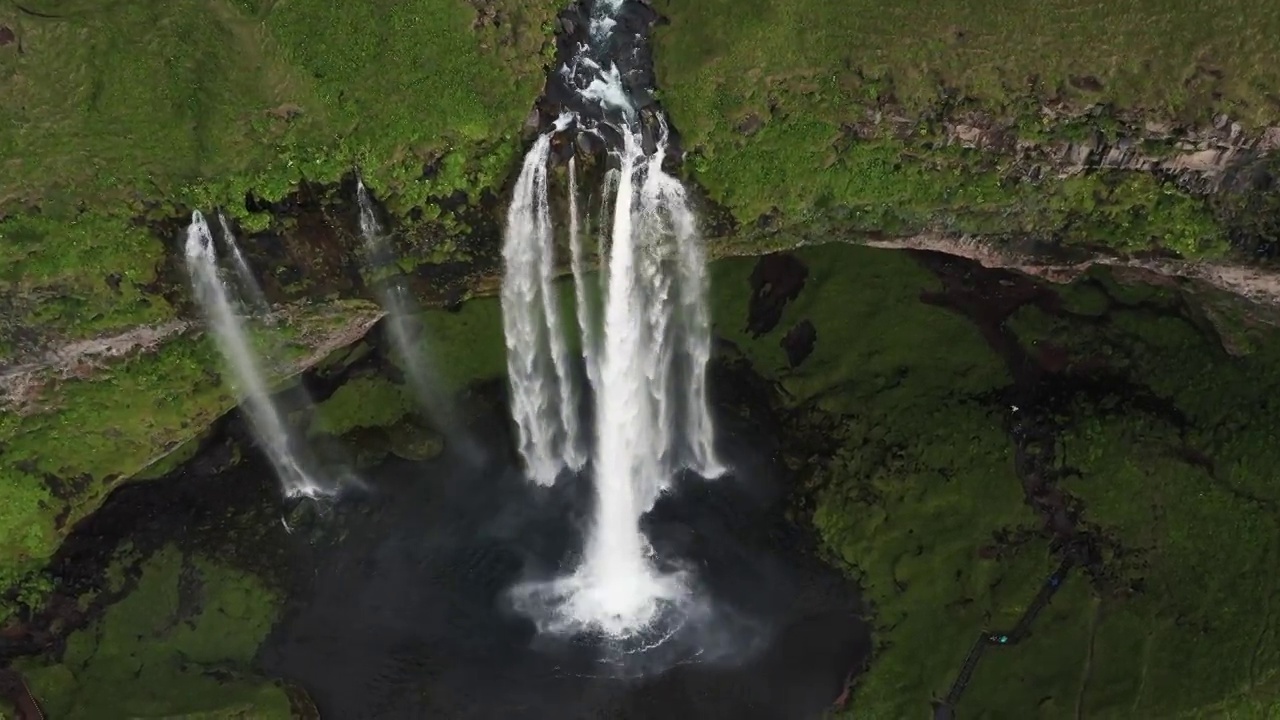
[504,0,724,639]
[183,211,326,499]
[355,179,474,459]
[216,212,268,314]
[500,135,586,485]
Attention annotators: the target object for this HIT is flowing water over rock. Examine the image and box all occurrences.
[501,0,723,639]
[183,211,331,498]
[501,134,589,484]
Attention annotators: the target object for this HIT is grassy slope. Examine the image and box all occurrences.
[0,299,379,609]
[0,0,555,214]
[710,244,1280,717]
[0,0,557,348]
[652,0,1280,255]
[17,547,293,719]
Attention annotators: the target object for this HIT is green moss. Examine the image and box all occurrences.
[654,0,1268,257]
[711,244,1280,716]
[415,279,587,392]
[0,212,175,346]
[17,547,291,719]
[688,125,1225,257]
[134,427,214,482]
[0,0,559,356]
[0,300,379,616]
[386,422,446,461]
[0,0,558,215]
[710,245,1044,717]
[709,244,1010,404]
[654,0,1280,130]
[310,375,414,436]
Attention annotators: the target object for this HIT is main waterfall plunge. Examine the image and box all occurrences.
[502,1,724,637]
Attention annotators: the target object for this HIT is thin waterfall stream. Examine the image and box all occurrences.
[356,179,478,461]
[183,211,328,498]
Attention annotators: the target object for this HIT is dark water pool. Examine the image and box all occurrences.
[259,408,868,720]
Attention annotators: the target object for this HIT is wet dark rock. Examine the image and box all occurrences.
[574,130,602,156]
[552,134,575,163]
[0,667,44,719]
[522,107,542,136]
[781,320,817,368]
[421,155,442,181]
[747,253,809,337]
[736,113,764,137]
[534,0,682,162]
[1068,74,1104,92]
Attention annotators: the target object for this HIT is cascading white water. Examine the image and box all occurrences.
[184,211,326,498]
[504,0,725,639]
[501,135,586,485]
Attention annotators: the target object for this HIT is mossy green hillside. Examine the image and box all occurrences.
[653,0,1279,256]
[711,244,1280,716]
[710,131,1226,257]
[17,546,293,719]
[0,0,559,216]
[0,213,174,348]
[311,376,415,437]
[655,0,1280,129]
[409,278,590,393]
[0,0,560,357]
[0,300,379,617]
[974,274,1280,717]
[709,246,1047,717]
[307,374,444,465]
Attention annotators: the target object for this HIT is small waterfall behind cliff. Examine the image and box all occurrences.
[217,212,268,313]
[355,180,475,459]
[183,211,328,498]
[500,135,587,485]
[505,0,724,640]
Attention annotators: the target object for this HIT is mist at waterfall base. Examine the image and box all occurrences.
[259,394,868,719]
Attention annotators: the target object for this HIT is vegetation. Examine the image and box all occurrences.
[0,213,174,344]
[654,0,1280,128]
[411,279,585,392]
[16,546,293,719]
[0,0,558,216]
[709,244,1280,717]
[310,375,415,437]
[652,0,1280,257]
[0,300,379,619]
